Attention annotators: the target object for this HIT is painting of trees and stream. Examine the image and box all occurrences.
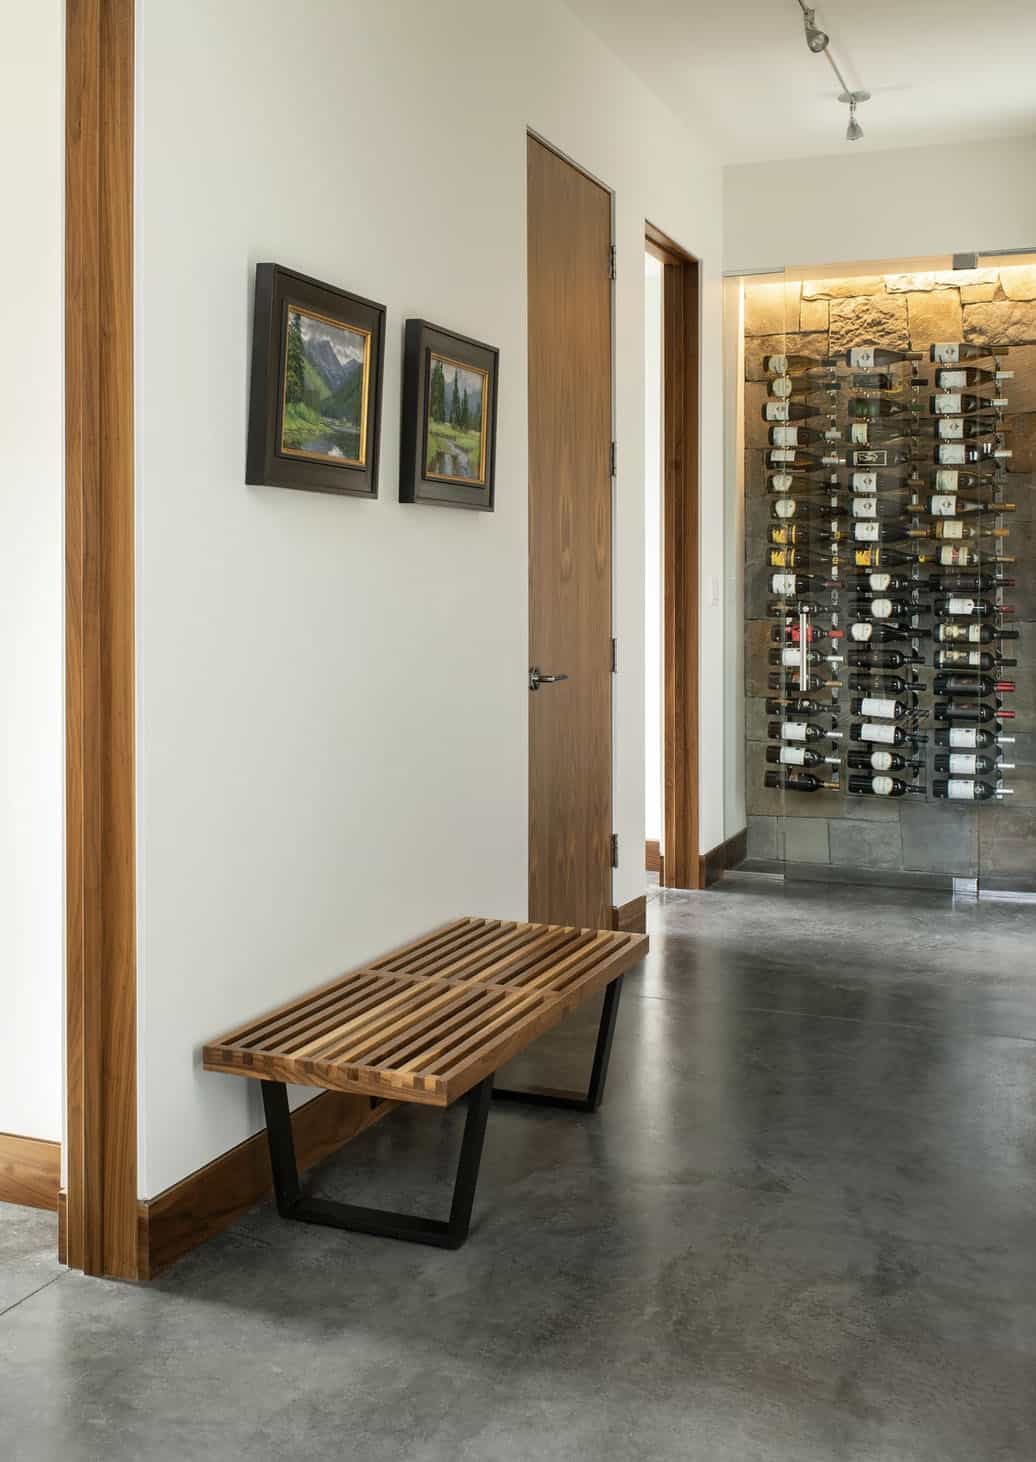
[425,353,488,483]
[281,306,370,465]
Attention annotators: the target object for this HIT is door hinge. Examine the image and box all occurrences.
[608,244,616,281]
[609,440,616,477]
[610,833,619,868]
[610,637,617,673]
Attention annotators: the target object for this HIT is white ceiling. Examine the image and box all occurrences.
[566,0,1036,164]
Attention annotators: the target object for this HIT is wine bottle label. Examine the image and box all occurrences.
[771,376,793,399]
[965,651,982,666]
[861,723,895,744]
[934,394,962,415]
[861,698,896,719]
[940,520,965,539]
[781,722,807,740]
[949,728,978,748]
[929,494,956,516]
[967,624,982,642]
[938,444,966,464]
[768,355,789,375]
[851,423,869,445]
[766,402,790,421]
[770,448,796,463]
[774,499,796,518]
[869,573,891,591]
[854,549,876,567]
[939,545,972,565]
[947,597,975,615]
[851,623,874,641]
[872,776,895,796]
[947,779,975,800]
[934,469,959,491]
[939,370,967,389]
[849,348,875,369]
[869,600,893,619]
[853,450,888,466]
[852,471,878,492]
[781,648,805,665]
[932,344,961,364]
[772,574,796,595]
[780,746,806,765]
[854,521,880,541]
[771,527,793,544]
[852,498,877,518]
[771,426,799,447]
[871,752,894,771]
[948,753,978,775]
[938,418,965,440]
[770,473,794,492]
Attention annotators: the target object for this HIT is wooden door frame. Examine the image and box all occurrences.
[64,0,139,1278]
[646,224,701,890]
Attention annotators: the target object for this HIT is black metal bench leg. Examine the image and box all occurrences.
[260,1076,493,1250]
[492,974,624,1114]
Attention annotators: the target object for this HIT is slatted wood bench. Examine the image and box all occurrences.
[204,917,648,1249]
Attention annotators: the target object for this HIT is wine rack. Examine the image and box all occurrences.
[761,341,1017,809]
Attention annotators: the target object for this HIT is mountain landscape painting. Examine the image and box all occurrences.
[280,306,370,465]
[425,353,488,484]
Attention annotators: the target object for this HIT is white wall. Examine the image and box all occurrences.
[0,0,64,1144]
[135,0,725,1195]
[724,137,1036,276]
[644,254,663,846]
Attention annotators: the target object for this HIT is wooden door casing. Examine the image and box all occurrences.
[527,138,613,930]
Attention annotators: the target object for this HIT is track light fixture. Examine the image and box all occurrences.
[801,7,829,53]
[794,1,871,143]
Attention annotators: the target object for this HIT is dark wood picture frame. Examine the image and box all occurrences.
[399,319,499,511]
[247,263,386,498]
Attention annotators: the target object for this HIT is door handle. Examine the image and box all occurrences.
[529,667,569,692]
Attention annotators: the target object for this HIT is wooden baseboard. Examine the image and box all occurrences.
[611,894,648,934]
[698,826,748,889]
[136,1090,392,1279]
[0,1133,60,1211]
[645,839,663,879]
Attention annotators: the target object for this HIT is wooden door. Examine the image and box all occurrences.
[527,137,613,930]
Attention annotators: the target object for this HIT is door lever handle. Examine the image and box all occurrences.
[529,667,569,692]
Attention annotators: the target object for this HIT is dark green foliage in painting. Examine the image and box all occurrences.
[285,311,306,406]
[430,357,446,424]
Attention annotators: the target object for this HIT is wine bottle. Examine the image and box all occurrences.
[908,522,1011,542]
[933,648,1016,671]
[768,673,842,693]
[935,753,1012,777]
[771,625,844,646]
[851,572,917,594]
[763,400,833,423]
[920,495,1015,518]
[934,367,1013,388]
[848,774,925,798]
[766,600,828,616]
[930,467,1008,492]
[926,573,1015,592]
[763,770,840,793]
[770,499,842,520]
[934,727,1014,750]
[841,421,928,447]
[848,398,918,421]
[848,674,919,695]
[934,622,1019,644]
[769,572,831,595]
[829,347,922,368]
[839,446,918,468]
[934,702,1015,724]
[765,696,833,715]
[849,372,912,390]
[933,415,1010,442]
[849,622,929,644]
[935,442,1012,465]
[848,470,915,494]
[930,393,1009,417]
[768,524,819,546]
[851,722,927,747]
[850,598,930,620]
[769,449,831,470]
[850,695,918,721]
[768,425,840,448]
[933,596,1012,617]
[933,778,1013,801]
[769,548,839,571]
[767,721,842,743]
[929,343,1011,365]
[768,648,843,669]
[765,744,840,768]
[852,522,924,545]
[936,545,1015,568]
[764,354,829,375]
[847,649,925,669]
[847,748,924,773]
[933,674,1014,698]
[769,374,839,400]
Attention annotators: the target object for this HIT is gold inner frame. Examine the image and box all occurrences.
[424,350,490,487]
[279,303,372,468]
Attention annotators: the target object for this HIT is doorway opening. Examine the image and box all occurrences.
[645,224,702,890]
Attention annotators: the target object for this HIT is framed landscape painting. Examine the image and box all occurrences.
[247,264,386,497]
[399,320,498,510]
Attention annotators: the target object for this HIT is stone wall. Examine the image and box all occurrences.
[744,266,1036,888]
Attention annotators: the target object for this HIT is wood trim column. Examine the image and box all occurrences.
[65,0,138,1279]
[648,225,701,891]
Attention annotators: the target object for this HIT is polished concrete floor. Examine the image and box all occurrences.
[3,879,1036,1460]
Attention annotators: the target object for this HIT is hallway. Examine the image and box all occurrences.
[3,880,1035,1460]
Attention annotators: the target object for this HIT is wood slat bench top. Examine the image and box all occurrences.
[203,918,648,1108]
